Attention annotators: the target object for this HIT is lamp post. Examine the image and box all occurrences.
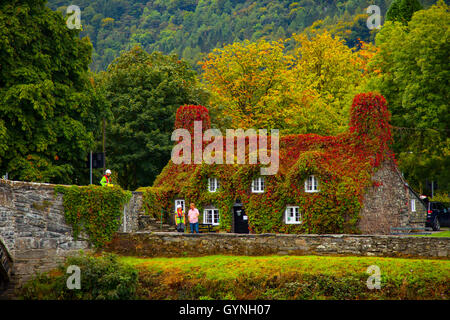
[89,151,92,185]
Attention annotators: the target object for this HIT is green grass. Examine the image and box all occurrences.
[119,255,449,299]
[119,255,450,281]
[411,230,450,238]
[20,254,449,300]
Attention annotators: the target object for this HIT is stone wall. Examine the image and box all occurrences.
[106,232,450,259]
[121,192,142,233]
[0,179,91,291]
[0,237,13,291]
[359,162,426,234]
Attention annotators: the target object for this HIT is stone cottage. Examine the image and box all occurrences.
[142,93,426,234]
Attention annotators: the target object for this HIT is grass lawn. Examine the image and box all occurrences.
[120,255,449,281]
[411,230,450,238]
[119,255,450,300]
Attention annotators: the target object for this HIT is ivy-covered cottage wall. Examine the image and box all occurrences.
[141,94,423,235]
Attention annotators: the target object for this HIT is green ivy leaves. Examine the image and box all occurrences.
[55,185,131,247]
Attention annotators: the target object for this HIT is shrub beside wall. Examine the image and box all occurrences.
[18,253,138,300]
[55,185,132,247]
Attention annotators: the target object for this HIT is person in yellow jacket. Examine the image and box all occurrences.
[100,169,114,187]
[174,205,185,232]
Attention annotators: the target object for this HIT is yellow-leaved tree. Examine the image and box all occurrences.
[202,39,294,131]
[285,31,376,135]
[201,31,375,135]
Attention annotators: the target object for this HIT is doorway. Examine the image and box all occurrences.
[233,204,249,234]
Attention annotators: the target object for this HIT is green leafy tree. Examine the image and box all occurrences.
[100,46,208,190]
[386,0,423,23]
[0,0,104,184]
[367,1,449,193]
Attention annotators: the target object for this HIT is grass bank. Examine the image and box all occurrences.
[120,255,449,300]
[410,230,450,238]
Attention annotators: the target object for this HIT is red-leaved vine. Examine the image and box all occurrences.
[141,94,395,234]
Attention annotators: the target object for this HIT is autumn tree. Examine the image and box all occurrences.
[202,32,373,136]
[285,31,375,135]
[202,39,294,131]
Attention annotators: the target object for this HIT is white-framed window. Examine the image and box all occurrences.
[175,199,185,212]
[203,208,220,226]
[304,175,319,193]
[252,177,265,193]
[411,199,416,212]
[208,177,219,192]
[285,206,301,224]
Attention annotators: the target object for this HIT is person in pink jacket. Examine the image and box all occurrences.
[188,203,199,234]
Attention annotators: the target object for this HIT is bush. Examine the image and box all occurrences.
[55,185,132,247]
[18,252,138,300]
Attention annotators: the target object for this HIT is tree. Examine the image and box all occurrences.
[201,39,294,131]
[286,31,375,135]
[386,0,423,24]
[0,0,104,184]
[202,32,373,136]
[100,46,208,190]
[366,1,449,193]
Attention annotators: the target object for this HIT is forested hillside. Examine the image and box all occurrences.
[46,0,440,70]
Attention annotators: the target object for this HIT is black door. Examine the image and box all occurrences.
[233,205,249,234]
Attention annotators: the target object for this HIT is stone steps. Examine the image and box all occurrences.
[0,277,17,300]
[138,214,174,232]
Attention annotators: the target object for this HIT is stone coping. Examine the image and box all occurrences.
[0,179,66,190]
[0,179,143,195]
[125,231,450,240]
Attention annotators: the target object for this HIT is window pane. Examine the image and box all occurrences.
[286,207,300,223]
[209,178,216,192]
[175,200,185,211]
[207,210,212,224]
[214,209,219,224]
